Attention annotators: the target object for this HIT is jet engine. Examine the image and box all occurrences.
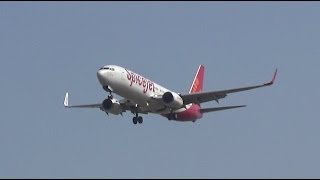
[102,98,123,115]
[162,91,184,109]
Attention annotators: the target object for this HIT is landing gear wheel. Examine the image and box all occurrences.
[133,117,138,124]
[138,116,143,124]
[108,94,113,100]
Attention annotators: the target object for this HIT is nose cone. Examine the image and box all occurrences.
[97,69,103,78]
[97,69,108,86]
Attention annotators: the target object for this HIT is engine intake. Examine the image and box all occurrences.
[163,92,174,104]
[162,92,184,109]
[102,99,113,110]
[102,98,123,115]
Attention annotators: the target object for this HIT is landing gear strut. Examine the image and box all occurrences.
[167,109,177,120]
[167,114,177,121]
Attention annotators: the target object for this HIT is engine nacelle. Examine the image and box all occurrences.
[162,91,184,109]
[102,98,123,115]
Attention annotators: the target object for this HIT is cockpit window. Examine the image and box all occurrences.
[99,67,111,70]
[99,67,116,71]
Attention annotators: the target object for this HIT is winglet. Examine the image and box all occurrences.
[264,69,278,86]
[64,92,69,107]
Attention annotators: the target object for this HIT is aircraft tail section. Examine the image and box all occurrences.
[189,65,204,93]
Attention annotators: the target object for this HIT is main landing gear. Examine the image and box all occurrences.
[167,109,177,120]
[132,113,143,125]
[167,114,177,121]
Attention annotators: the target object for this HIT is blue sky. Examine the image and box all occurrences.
[1,2,320,178]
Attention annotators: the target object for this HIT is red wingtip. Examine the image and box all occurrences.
[265,69,277,86]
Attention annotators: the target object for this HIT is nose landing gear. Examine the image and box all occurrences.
[107,94,113,100]
[103,86,113,100]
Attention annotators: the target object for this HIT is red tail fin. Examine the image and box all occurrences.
[189,65,204,93]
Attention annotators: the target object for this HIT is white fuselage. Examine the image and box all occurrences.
[97,65,189,114]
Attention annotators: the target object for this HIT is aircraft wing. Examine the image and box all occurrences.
[181,69,277,105]
[63,92,148,114]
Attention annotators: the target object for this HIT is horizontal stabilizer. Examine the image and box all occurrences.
[200,105,246,113]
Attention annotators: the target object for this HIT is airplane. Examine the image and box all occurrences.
[64,65,277,124]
